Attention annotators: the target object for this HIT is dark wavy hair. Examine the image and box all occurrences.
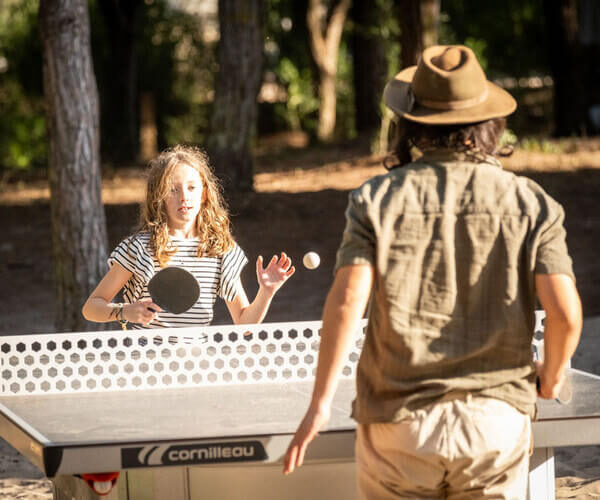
[384,116,511,170]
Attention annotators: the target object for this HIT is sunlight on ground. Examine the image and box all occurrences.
[2,140,600,206]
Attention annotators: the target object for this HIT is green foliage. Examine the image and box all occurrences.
[264,0,319,135]
[0,0,46,172]
[519,137,564,154]
[1,88,46,171]
[334,37,356,140]
[0,0,571,173]
[90,0,213,156]
[463,37,488,71]
[137,1,214,147]
[275,58,319,131]
[264,0,401,141]
[502,128,564,154]
[500,128,518,148]
[440,0,548,78]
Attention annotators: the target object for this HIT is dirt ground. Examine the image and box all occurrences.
[1,139,600,497]
[2,140,600,333]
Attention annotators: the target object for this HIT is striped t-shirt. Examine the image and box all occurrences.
[108,232,248,329]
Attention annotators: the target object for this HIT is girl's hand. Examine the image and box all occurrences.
[256,253,295,295]
[123,299,162,325]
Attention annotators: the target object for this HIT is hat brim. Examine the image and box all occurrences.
[383,66,517,125]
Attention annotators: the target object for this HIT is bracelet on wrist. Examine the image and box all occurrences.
[112,303,128,330]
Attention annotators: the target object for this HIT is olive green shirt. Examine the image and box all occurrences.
[335,150,574,421]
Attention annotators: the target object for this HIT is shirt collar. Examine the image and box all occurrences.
[416,148,503,168]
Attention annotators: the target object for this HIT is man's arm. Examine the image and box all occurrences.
[536,273,582,399]
[283,264,374,475]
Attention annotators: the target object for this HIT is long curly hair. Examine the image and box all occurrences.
[385,117,510,170]
[138,145,235,267]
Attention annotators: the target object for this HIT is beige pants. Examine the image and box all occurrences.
[356,395,531,500]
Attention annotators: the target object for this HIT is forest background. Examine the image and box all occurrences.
[2,0,600,333]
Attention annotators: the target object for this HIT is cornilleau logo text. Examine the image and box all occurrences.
[168,445,254,461]
[121,441,267,468]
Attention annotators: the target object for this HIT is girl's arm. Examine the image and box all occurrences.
[82,262,161,325]
[225,253,295,325]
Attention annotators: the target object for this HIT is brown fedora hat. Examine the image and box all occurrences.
[383,45,516,125]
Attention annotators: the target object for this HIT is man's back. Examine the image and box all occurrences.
[344,150,573,421]
[284,45,581,499]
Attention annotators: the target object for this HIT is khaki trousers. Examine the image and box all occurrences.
[356,395,531,500]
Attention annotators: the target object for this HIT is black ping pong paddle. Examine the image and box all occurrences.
[148,267,200,314]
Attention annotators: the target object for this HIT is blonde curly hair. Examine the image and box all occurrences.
[139,145,235,267]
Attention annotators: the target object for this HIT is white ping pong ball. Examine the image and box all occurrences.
[303,252,320,270]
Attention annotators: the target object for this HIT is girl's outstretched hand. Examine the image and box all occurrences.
[256,253,295,294]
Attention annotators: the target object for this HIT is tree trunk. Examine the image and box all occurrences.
[421,0,440,49]
[306,0,351,142]
[139,92,158,163]
[39,0,108,332]
[97,0,142,164]
[397,0,440,67]
[350,0,387,136]
[544,0,600,135]
[579,0,600,132]
[207,0,264,192]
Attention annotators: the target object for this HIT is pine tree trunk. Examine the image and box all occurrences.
[207,0,264,192]
[307,0,351,142]
[421,0,440,49]
[97,0,142,164]
[397,0,439,67]
[39,0,108,332]
[544,0,598,135]
[397,0,423,67]
[350,0,387,136]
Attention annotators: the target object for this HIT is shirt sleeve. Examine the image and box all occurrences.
[219,243,249,302]
[533,194,574,279]
[108,234,155,283]
[334,188,376,273]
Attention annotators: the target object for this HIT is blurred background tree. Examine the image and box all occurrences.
[94,0,143,165]
[206,0,264,191]
[397,0,440,66]
[543,0,600,136]
[306,0,351,142]
[349,0,388,143]
[39,0,107,332]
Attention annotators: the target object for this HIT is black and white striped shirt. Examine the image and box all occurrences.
[108,232,248,329]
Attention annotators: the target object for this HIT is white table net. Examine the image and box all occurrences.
[1,312,546,397]
[1,320,367,396]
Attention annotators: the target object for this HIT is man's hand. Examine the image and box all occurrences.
[283,405,331,475]
[282,265,373,476]
[535,360,567,400]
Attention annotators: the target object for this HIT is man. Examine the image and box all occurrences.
[283,45,581,499]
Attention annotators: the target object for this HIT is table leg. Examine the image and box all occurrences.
[528,447,556,500]
[51,474,127,500]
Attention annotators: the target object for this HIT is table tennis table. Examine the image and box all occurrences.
[1,317,599,500]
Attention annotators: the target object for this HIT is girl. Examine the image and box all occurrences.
[82,145,295,329]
